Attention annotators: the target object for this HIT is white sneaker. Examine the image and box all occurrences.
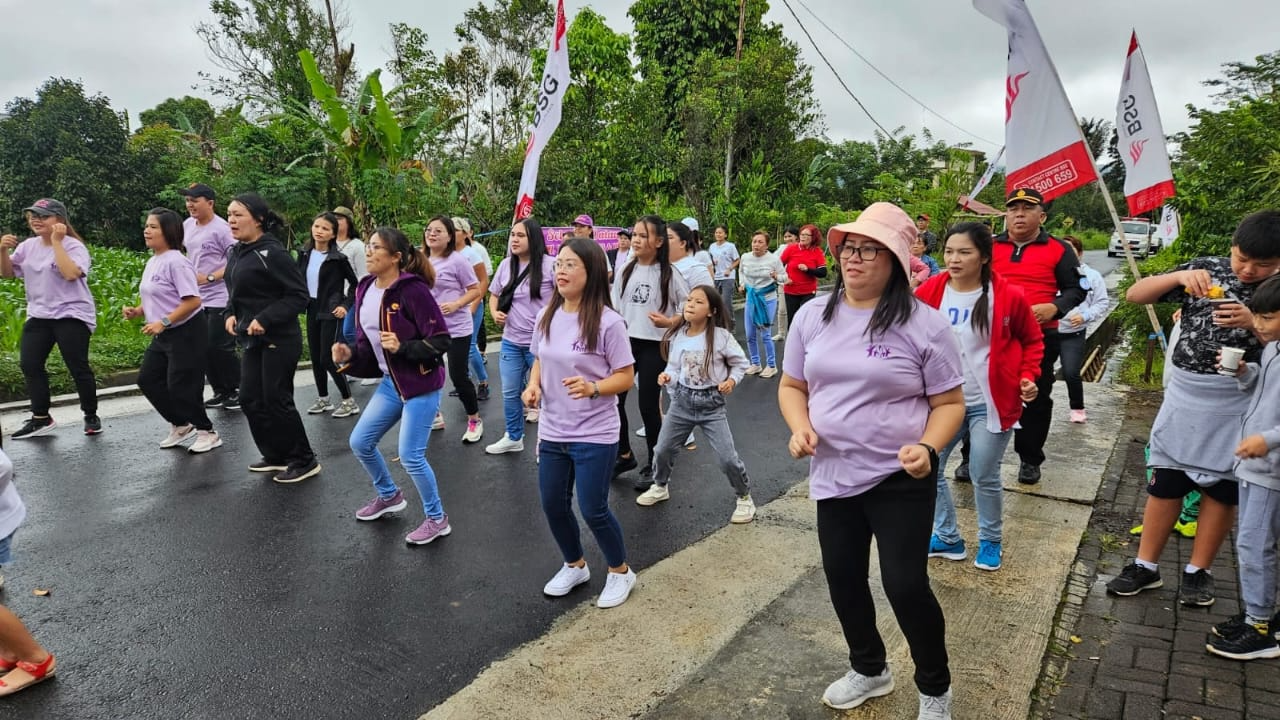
[635,426,646,437]
[918,689,953,720]
[772,332,785,341]
[307,397,333,414]
[543,563,591,597]
[485,433,524,455]
[462,417,484,444]
[526,408,540,423]
[188,430,223,454]
[636,484,670,506]
[432,412,445,431]
[360,377,379,386]
[759,366,778,379]
[597,568,636,608]
[332,397,360,418]
[731,495,756,524]
[160,424,195,448]
[822,667,894,710]
[685,431,696,449]
[745,364,762,375]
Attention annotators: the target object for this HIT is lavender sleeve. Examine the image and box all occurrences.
[919,319,965,396]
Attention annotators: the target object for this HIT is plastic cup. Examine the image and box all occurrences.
[1219,347,1245,375]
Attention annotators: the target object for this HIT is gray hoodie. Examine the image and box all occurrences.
[1236,341,1280,490]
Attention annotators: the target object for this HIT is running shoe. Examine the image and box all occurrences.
[306,398,333,414]
[83,415,103,435]
[12,416,55,439]
[928,535,966,561]
[355,491,408,521]
[406,515,451,545]
[1106,561,1163,596]
[331,398,360,418]
[821,668,894,710]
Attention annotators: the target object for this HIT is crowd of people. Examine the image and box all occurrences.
[2,184,1279,719]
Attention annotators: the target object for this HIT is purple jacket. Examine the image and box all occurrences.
[344,272,450,399]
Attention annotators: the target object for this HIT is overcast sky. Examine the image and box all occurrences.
[1,0,1275,154]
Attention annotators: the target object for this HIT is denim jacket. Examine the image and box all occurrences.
[341,273,450,399]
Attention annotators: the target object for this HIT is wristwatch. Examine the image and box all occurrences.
[160,316,172,328]
[590,381,600,400]
[207,273,217,283]
[918,442,939,467]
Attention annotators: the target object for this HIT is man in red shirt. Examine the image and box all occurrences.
[991,188,1086,484]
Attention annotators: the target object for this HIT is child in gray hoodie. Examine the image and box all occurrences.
[1208,274,1280,660]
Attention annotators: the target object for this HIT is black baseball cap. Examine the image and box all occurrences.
[178,183,216,200]
[1005,187,1044,207]
[24,198,68,218]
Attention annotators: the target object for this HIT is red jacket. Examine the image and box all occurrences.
[780,244,826,295]
[991,229,1085,332]
[915,272,1045,431]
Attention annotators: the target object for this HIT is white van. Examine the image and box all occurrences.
[1107,219,1155,258]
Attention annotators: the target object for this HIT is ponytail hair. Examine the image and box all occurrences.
[947,221,994,337]
[373,226,435,288]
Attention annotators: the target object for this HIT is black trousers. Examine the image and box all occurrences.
[784,292,816,321]
[204,306,240,397]
[616,338,665,461]
[817,469,950,696]
[19,317,97,417]
[1014,330,1062,466]
[447,335,479,415]
[306,307,350,400]
[1057,331,1086,410]
[138,314,213,431]
[240,336,315,467]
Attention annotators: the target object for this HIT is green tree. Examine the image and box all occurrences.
[138,96,218,135]
[454,0,554,150]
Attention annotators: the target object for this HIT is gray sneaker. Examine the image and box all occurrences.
[306,397,334,414]
[918,689,953,720]
[331,397,360,418]
[821,667,894,710]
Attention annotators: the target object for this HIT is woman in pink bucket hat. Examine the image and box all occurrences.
[778,202,966,718]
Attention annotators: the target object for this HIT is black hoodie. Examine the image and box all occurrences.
[224,233,309,344]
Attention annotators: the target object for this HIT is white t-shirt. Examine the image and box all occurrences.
[663,326,749,389]
[613,262,691,342]
[941,285,991,409]
[360,285,389,373]
[305,250,325,299]
[709,242,740,280]
[673,256,714,290]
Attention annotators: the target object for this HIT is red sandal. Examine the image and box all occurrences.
[0,654,55,696]
[0,658,15,674]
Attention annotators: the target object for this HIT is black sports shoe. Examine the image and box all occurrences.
[477,383,490,401]
[83,415,103,435]
[634,465,654,491]
[204,394,226,409]
[1107,561,1163,596]
[1212,613,1248,638]
[1180,569,1216,607]
[248,459,288,473]
[274,459,321,484]
[954,460,971,483]
[12,416,56,439]
[222,392,241,411]
[1206,622,1280,660]
[1017,462,1041,485]
[613,454,638,477]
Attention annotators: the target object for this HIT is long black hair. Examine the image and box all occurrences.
[947,221,994,337]
[662,284,731,379]
[148,208,185,251]
[537,237,614,353]
[504,217,548,301]
[306,212,339,252]
[231,192,286,237]
[620,215,676,313]
[821,242,915,341]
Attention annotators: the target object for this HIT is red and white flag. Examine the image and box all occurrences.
[973,0,1097,202]
[964,146,1005,208]
[1116,31,1175,216]
[513,0,570,221]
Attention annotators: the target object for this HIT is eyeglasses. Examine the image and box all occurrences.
[553,259,582,272]
[838,243,888,262]
[365,245,390,255]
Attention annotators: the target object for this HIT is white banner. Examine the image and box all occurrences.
[973,0,1097,202]
[965,146,1005,206]
[1116,31,1175,216]
[513,0,570,220]
[1155,204,1180,244]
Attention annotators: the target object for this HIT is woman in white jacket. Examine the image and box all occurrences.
[1058,236,1110,423]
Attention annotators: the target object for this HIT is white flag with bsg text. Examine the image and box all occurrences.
[1116,31,1175,216]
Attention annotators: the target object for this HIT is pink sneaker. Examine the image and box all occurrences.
[1070,409,1087,423]
[406,515,452,545]
[355,490,408,521]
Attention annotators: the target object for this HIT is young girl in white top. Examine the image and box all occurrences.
[637,285,755,523]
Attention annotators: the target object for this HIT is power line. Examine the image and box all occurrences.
[778,0,892,137]
[790,0,1004,149]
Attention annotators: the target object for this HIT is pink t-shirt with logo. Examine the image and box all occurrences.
[140,250,202,328]
[429,252,479,338]
[182,215,235,307]
[10,236,97,331]
[530,307,635,445]
[782,298,963,500]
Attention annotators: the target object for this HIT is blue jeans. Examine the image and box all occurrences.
[933,404,1011,544]
[349,376,445,520]
[499,339,534,441]
[744,297,778,368]
[538,440,627,568]
[469,304,488,384]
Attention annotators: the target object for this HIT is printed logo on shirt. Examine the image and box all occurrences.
[571,338,590,353]
[866,344,891,359]
[946,307,971,326]
[629,283,652,305]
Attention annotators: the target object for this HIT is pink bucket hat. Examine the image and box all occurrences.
[826,202,916,280]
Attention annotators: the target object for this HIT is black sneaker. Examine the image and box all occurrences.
[613,454,638,477]
[1107,561,1163,596]
[477,383,490,401]
[1017,462,1041,485]
[1206,622,1280,660]
[274,460,321,484]
[248,459,288,473]
[12,416,56,439]
[954,460,971,483]
[634,466,654,491]
[222,392,241,411]
[83,415,103,435]
[204,394,226,409]
[1212,613,1248,638]
[1180,569,1216,607]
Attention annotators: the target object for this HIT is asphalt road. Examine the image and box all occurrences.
[1083,249,1122,279]
[0,326,803,719]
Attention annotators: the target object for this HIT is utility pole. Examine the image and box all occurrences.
[723,0,748,201]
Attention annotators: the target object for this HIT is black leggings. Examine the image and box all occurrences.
[19,317,97,417]
[306,309,350,400]
[784,292,816,322]
[817,469,950,696]
[447,335,479,415]
[138,314,212,431]
[240,336,315,467]
[1058,331,1086,410]
[616,338,665,461]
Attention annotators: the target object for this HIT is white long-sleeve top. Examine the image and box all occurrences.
[737,252,788,299]
[1060,263,1109,335]
[664,326,749,389]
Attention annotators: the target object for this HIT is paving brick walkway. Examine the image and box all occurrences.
[1033,391,1280,720]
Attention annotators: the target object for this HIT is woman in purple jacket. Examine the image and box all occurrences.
[332,227,454,546]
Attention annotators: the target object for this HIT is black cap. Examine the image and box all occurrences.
[24,198,68,218]
[1005,187,1044,207]
[178,183,216,200]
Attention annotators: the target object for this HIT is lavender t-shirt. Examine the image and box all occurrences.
[530,307,635,444]
[140,250,202,328]
[359,285,389,373]
[488,255,554,347]
[782,298,964,500]
[10,236,96,331]
[182,215,235,307]
[429,252,479,338]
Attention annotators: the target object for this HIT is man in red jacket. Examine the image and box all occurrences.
[991,188,1086,484]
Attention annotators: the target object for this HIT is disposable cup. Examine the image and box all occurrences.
[1219,347,1246,375]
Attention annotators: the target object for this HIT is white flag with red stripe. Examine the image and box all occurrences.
[513,0,570,221]
[973,0,1097,202]
[1116,31,1175,216]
